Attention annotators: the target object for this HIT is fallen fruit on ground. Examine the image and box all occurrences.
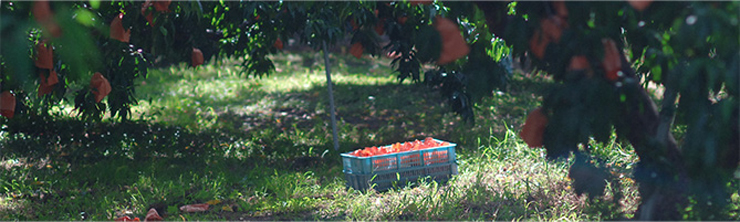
[180,203,209,212]
[144,208,163,221]
[114,216,140,221]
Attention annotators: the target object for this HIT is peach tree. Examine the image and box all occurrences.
[477,1,738,220]
[1,1,737,220]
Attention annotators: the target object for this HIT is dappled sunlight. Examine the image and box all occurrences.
[131,55,401,133]
[324,131,640,221]
[2,52,721,220]
[2,0,737,219]
[0,197,30,220]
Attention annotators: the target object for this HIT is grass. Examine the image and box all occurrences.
[1,52,737,220]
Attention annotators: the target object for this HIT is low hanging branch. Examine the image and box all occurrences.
[474,1,711,220]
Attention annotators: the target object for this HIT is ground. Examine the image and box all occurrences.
[1,52,737,220]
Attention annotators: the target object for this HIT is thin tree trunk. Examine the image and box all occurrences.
[323,41,340,151]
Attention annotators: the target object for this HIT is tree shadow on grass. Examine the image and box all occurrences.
[202,80,460,154]
[0,79,460,213]
[2,68,547,176]
[0,65,556,220]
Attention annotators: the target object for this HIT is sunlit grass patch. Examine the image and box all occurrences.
[131,54,398,134]
[5,52,731,221]
[319,127,641,221]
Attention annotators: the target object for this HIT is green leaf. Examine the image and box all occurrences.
[0,22,32,89]
[88,0,100,9]
[414,25,441,63]
[53,7,102,81]
[74,8,97,27]
[651,66,662,82]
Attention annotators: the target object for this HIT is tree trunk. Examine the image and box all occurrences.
[475,2,690,219]
[617,76,687,220]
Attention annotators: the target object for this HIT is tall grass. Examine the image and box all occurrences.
[1,53,737,220]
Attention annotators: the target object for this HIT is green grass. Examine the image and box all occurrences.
[1,52,737,220]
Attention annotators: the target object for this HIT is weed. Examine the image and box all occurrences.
[1,54,736,220]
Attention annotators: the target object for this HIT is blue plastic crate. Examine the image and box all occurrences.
[340,138,457,175]
[344,162,458,191]
[341,138,458,191]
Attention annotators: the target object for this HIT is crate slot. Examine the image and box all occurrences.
[344,163,458,191]
[341,138,458,191]
[340,138,457,175]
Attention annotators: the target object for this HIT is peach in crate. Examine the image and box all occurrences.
[341,138,458,191]
[341,138,456,174]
